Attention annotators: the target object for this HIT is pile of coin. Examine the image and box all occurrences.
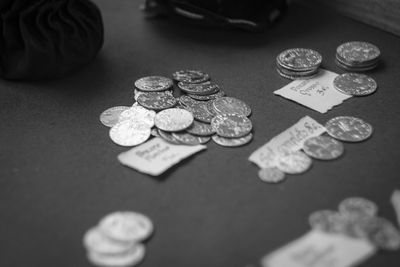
[258,116,373,183]
[276,48,322,80]
[83,211,154,267]
[100,70,254,148]
[335,41,380,71]
[309,197,400,251]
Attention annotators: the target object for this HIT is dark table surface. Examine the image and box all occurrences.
[1,1,400,267]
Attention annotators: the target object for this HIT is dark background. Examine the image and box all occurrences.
[1,0,400,266]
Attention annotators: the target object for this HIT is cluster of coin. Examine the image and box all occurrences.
[100,70,254,148]
[309,197,400,251]
[276,48,322,80]
[83,211,154,267]
[335,41,380,72]
[258,116,373,183]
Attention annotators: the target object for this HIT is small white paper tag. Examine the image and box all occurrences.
[249,116,326,168]
[274,69,352,113]
[118,137,206,176]
[261,230,376,267]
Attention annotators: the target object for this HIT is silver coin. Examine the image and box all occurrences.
[276,63,319,76]
[212,97,252,117]
[277,48,322,71]
[99,211,154,243]
[178,95,199,107]
[335,58,378,72]
[118,106,156,128]
[83,227,134,255]
[134,76,173,92]
[184,102,215,123]
[276,67,319,80]
[308,210,351,235]
[325,116,373,142]
[212,132,253,147]
[188,90,225,101]
[178,81,219,95]
[155,108,194,132]
[158,129,182,145]
[137,92,177,110]
[258,167,286,183]
[336,41,380,65]
[172,70,210,83]
[361,217,400,251]
[172,132,210,145]
[109,121,151,147]
[186,120,215,136]
[100,106,131,127]
[133,89,145,101]
[211,114,252,138]
[302,136,344,160]
[276,151,312,174]
[87,243,146,267]
[333,73,377,96]
[339,197,378,219]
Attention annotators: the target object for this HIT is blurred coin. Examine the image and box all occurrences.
[99,211,154,243]
[118,106,156,128]
[211,114,252,138]
[302,136,344,160]
[184,102,215,123]
[339,197,378,219]
[172,132,210,145]
[178,81,219,95]
[361,217,400,251]
[100,106,131,127]
[109,121,151,147]
[336,41,380,65]
[155,108,194,132]
[276,151,312,174]
[87,243,145,267]
[309,210,350,235]
[134,76,173,92]
[212,133,253,147]
[137,92,177,110]
[333,73,377,96]
[391,190,400,228]
[178,95,198,107]
[258,167,285,183]
[158,129,182,145]
[186,120,215,136]
[325,116,373,142]
[172,70,210,83]
[277,48,322,71]
[83,227,134,255]
[150,127,160,137]
[188,90,225,101]
[212,97,252,117]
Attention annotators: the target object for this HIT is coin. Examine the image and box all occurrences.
[100,106,131,127]
[258,167,286,183]
[212,97,252,117]
[178,81,219,95]
[186,120,215,136]
[87,243,145,267]
[157,129,182,144]
[325,116,373,142]
[118,106,156,128]
[276,151,312,174]
[99,211,154,243]
[179,95,198,107]
[302,136,344,160]
[172,132,210,145]
[339,197,378,219]
[308,210,350,235]
[134,76,173,92]
[212,133,253,147]
[334,58,378,72]
[277,48,322,71]
[184,102,215,123]
[336,41,380,65]
[155,108,194,132]
[211,114,252,138]
[187,90,225,101]
[172,70,210,83]
[333,73,377,96]
[137,92,177,110]
[109,121,151,147]
[83,227,134,255]
[276,67,319,80]
[150,127,160,137]
[361,217,400,251]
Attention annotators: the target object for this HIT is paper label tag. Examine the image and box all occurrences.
[249,116,325,168]
[261,230,376,267]
[118,137,206,176]
[274,69,352,113]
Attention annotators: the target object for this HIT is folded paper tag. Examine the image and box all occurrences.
[118,137,206,176]
[249,116,325,168]
[274,69,352,113]
[261,230,376,267]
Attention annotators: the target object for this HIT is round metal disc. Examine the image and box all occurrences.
[155,108,194,132]
[211,114,252,138]
[302,136,344,160]
[333,73,377,96]
[325,116,373,142]
[134,76,173,92]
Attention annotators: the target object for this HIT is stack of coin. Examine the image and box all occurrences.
[309,197,400,251]
[276,48,322,80]
[83,211,154,267]
[335,41,380,71]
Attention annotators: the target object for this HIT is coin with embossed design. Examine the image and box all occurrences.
[137,92,177,110]
[178,81,219,95]
[302,136,344,160]
[211,114,252,138]
[276,151,312,174]
[134,76,173,92]
[188,90,225,101]
[172,132,210,145]
[258,167,286,183]
[212,97,251,117]
[333,73,377,96]
[185,102,215,123]
[118,105,156,128]
[155,108,194,132]
[186,120,215,136]
[172,70,210,83]
[361,217,400,251]
[325,116,373,142]
[109,120,151,147]
[212,133,253,147]
[277,48,322,71]
[336,41,380,65]
[100,106,131,127]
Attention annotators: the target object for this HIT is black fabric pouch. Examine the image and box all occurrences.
[0,0,104,81]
